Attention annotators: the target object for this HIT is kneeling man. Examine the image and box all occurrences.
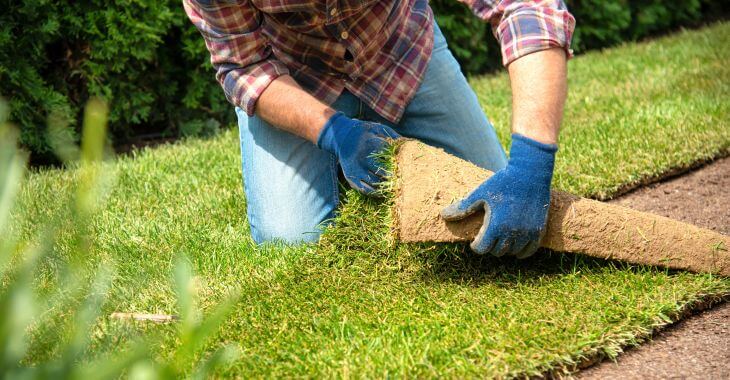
[184,0,575,258]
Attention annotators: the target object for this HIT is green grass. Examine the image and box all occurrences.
[10,23,730,377]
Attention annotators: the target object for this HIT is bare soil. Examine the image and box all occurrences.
[577,157,730,379]
[394,140,730,275]
[610,156,730,235]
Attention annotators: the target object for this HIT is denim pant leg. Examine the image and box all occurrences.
[236,93,361,244]
[365,21,508,172]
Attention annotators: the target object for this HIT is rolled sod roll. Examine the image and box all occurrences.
[393,140,729,276]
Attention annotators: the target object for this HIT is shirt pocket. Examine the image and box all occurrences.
[250,0,318,13]
[266,11,328,32]
[339,0,379,17]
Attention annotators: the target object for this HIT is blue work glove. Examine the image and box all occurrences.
[441,133,557,258]
[317,112,401,195]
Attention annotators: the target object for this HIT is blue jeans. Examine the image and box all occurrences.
[236,23,507,244]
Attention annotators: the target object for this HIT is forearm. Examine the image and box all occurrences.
[507,48,567,145]
[255,75,336,143]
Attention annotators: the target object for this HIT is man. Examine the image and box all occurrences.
[184,0,575,258]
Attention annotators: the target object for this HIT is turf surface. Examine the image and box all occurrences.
[11,23,730,377]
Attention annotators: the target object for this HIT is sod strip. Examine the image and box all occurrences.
[394,140,730,275]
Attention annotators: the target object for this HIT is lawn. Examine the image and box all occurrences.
[9,22,730,377]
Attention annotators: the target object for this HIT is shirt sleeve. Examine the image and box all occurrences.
[183,0,290,116]
[458,0,576,66]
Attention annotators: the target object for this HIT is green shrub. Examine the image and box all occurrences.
[1,0,727,161]
[567,0,712,52]
[0,1,231,164]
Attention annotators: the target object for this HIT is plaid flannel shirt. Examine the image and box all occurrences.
[184,0,575,123]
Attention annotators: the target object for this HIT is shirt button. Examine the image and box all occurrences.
[340,31,349,39]
[330,8,337,16]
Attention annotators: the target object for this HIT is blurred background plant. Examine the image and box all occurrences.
[0,98,239,379]
[0,1,230,165]
[1,0,728,164]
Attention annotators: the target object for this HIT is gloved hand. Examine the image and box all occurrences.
[440,133,557,258]
[317,112,401,195]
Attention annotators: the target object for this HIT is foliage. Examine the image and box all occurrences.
[0,0,231,164]
[566,0,716,51]
[7,25,730,377]
[0,99,238,378]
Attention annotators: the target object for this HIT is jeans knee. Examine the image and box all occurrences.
[249,219,331,245]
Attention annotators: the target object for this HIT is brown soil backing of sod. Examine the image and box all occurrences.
[393,140,730,275]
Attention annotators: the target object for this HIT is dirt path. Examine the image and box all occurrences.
[577,156,730,379]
